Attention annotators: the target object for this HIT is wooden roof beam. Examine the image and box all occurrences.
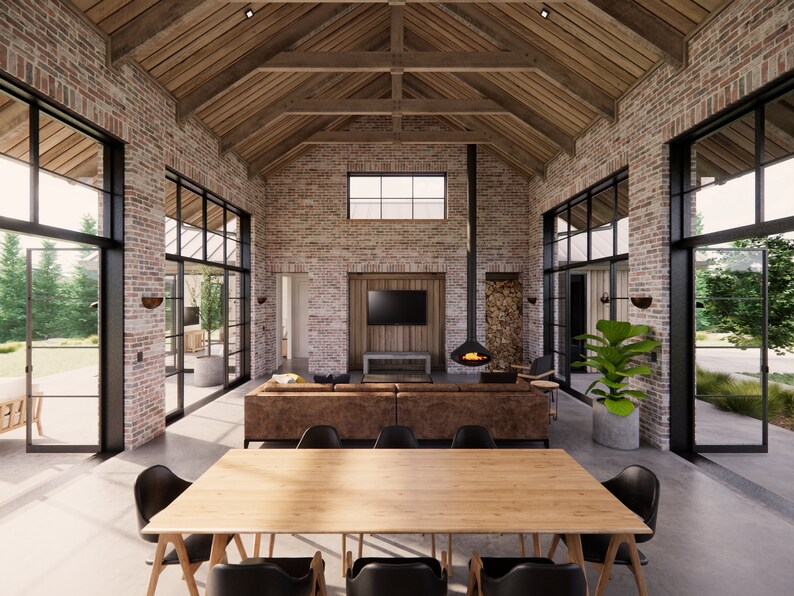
[178,3,354,120]
[110,0,211,64]
[407,33,574,155]
[248,77,390,178]
[284,98,508,115]
[259,51,561,72]
[305,130,488,143]
[438,3,615,120]
[586,0,685,67]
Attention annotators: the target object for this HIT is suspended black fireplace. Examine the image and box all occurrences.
[450,145,494,367]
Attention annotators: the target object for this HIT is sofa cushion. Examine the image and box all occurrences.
[459,382,530,392]
[313,374,334,384]
[396,383,460,392]
[335,383,396,392]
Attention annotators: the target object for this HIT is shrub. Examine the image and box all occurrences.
[697,366,794,425]
[0,341,22,354]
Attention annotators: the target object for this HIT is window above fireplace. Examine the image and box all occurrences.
[348,173,446,220]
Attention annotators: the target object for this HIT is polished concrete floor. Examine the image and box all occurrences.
[1,373,793,595]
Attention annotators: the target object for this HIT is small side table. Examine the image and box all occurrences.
[530,380,559,421]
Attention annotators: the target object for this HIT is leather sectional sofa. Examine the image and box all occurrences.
[244,379,549,447]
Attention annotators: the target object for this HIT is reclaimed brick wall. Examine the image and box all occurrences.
[525,0,793,449]
[264,116,529,375]
[1,0,267,448]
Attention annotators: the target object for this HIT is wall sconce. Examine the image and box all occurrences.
[89,301,98,309]
[526,296,537,305]
[257,296,268,305]
[630,296,653,309]
[600,292,610,304]
[141,296,164,309]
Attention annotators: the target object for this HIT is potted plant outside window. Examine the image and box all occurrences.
[573,319,660,450]
[189,266,224,387]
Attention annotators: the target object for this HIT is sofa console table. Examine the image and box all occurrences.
[363,351,432,374]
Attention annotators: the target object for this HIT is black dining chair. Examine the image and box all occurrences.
[374,425,420,448]
[134,465,246,594]
[207,551,328,596]
[451,425,497,449]
[513,354,554,382]
[296,424,343,448]
[548,465,660,591]
[467,552,586,596]
[345,554,448,596]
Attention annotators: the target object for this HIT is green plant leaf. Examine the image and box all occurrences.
[614,365,652,378]
[573,333,606,344]
[619,389,648,399]
[625,339,661,353]
[604,397,636,416]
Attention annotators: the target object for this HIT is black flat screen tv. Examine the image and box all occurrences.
[367,290,427,326]
[184,306,200,326]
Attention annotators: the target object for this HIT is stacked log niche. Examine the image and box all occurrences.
[485,276,523,372]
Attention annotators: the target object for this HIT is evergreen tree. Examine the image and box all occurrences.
[65,215,98,338]
[31,240,65,340]
[0,233,26,342]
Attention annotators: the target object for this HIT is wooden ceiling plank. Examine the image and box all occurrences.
[305,130,488,143]
[110,0,211,63]
[586,0,686,66]
[391,2,404,132]
[283,98,508,115]
[177,3,354,120]
[438,3,615,120]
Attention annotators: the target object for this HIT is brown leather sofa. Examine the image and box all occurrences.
[244,380,549,447]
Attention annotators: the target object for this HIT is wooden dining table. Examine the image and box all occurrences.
[143,448,651,596]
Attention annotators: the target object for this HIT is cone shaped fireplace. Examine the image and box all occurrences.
[451,145,493,367]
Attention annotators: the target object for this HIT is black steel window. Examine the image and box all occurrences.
[348,174,446,220]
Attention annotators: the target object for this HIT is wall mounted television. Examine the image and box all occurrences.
[184,306,200,326]
[367,290,427,326]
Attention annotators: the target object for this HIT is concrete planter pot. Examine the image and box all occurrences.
[194,355,224,387]
[592,400,640,450]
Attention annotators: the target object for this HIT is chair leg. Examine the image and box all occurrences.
[358,533,364,559]
[547,534,561,558]
[447,534,453,579]
[268,533,276,558]
[253,533,261,557]
[518,533,526,557]
[341,534,347,577]
[430,534,436,558]
[533,533,542,557]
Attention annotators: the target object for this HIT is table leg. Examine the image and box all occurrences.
[168,533,200,596]
[594,534,623,596]
[145,535,169,596]
[564,534,589,596]
[625,534,649,596]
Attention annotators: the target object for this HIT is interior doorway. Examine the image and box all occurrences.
[279,274,309,362]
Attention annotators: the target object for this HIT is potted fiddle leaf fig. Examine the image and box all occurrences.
[573,319,660,450]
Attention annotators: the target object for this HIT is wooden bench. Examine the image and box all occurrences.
[0,391,43,436]
[363,351,432,374]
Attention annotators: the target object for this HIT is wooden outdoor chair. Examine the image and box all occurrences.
[0,389,43,437]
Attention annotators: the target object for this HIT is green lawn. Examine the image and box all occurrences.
[0,344,98,378]
[742,371,794,387]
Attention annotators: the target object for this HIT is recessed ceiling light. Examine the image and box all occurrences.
[540,7,550,19]
[244,8,254,19]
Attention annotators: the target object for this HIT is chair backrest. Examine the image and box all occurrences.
[207,561,315,596]
[374,425,419,449]
[347,558,447,596]
[479,560,586,596]
[529,354,554,376]
[451,425,496,449]
[133,465,192,544]
[602,465,661,543]
[296,424,342,448]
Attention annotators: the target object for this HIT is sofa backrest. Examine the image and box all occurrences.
[458,382,530,392]
[260,382,335,392]
[334,383,396,392]
[395,383,460,392]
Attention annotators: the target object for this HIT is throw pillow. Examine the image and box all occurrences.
[285,373,308,383]
[331,374,350,384]
[313,374,334,384]
[271,373,296,384]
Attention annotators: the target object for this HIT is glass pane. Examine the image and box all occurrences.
[381,176,412,198]
[693,113,755,188]
[165,375,179,416]
[39,114,103,188]
[695,347,763,446]
[692,171,755,235]
[29,397,99,447]
[349,198,380,219]
[555,213,569,237]
[413,176,445,198]
[349,176,380,198]
[569,201,587,234]
[180,188,203,228]
[616,216,629,255]
[181,223,203,259]
[590,188,614,229]
[382,198,412,219]
[165,336,178,372]
[591,226,614,259]
[0,154,31,222]
[207,200,225,235]
[228,352,241,384]
[228,299,241,325]
[39,173,103,233]
[413,198,444,219]
[570,232,587,264]
[227,271,243,299]
[763,156,794,222]
[226,239,240,267]
[207,232,225,263]
[165,179,179,255]
[763,90,794,165]
[225,211,239,240]
[227,324,242,354]
[695,249,763,300]
[555,272,566,299]
[553,240,568,266]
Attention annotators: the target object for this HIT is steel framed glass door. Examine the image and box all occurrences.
[26,247,100,452]
[693,247,768,452]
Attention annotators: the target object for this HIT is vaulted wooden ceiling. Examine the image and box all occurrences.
[71,0,727,179]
